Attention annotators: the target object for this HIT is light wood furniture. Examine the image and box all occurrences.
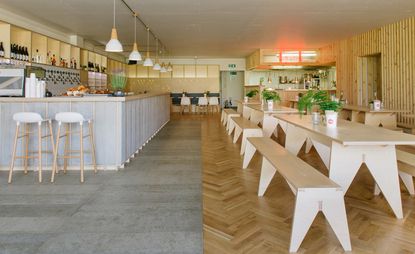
[52,112,96,183]
[8,113,55,183]
[235,100,260,120]
[247,104,298,137]
[180,97,192,114]
[197,97,209,114]
[220,108,240,129]
[227,117,262,155]
[274,114,415,219]
[340,104,406,129]
[396,145,415,195]
[243,137,351,253]
[208,97,220,113]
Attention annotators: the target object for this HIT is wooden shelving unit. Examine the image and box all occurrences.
[0,20,122,75]
[31,33,47,64]
[10,25,31,60]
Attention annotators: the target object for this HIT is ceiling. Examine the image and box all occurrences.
[0,0,415,58]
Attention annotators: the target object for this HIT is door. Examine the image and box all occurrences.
[220,71,244,108]
[358,54,382,105]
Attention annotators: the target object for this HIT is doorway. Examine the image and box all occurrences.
[220,71,244,108]
[357,54,382,105]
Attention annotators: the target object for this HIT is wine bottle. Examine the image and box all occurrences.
[0,42,4,57]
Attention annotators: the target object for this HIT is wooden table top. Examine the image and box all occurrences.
[274,114,415,146]
[235,100,261,105]
[248,104,298,114]
[342,104,407,113]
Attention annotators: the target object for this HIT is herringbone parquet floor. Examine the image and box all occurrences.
[198,114,415,254]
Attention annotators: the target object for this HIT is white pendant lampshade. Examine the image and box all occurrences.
[153,62,161,70]
[129,42,142,61]
[143,57,153,67]
[128,15,141,61]
[105,0,123,52]
[160,63,167,73]
[167,63,173,72]
[143,27,153,67]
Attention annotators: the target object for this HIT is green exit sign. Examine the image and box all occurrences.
[228,64,237,68]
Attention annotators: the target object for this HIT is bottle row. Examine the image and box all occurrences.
[10,43,30,62]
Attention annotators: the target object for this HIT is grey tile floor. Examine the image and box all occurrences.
[0,119,202,254]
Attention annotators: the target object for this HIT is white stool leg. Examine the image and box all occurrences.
[23,123,29,174]
[37,122,42,183]
[89,121,97,174]
[80,122,84,183]
[399,171,415,195]
[8,123,20,184]
[63,124,70,174]
[51,123,62,183]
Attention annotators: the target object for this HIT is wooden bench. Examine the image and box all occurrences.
[221,108,240,130]
[243,137,351,253]
[396,145,415,195]
[228,117,263,155]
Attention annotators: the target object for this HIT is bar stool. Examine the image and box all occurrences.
[197,97,208,114]
[180,96,191,114]
[208,97,220,113]
[8,112,55,183]
[51,112,97,183]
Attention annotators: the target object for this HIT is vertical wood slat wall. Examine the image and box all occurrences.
[320,16,415,126]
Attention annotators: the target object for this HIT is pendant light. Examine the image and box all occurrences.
[128,13,142,61]
[159,47,167,73]
[153,39,161,70]
[105,0,123,52]
[167,62,173,72]
[143,28,153,67]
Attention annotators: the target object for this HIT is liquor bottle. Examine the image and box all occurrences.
[52,54,56,66]
[74,59,77,69]
[0,42,4,57]
[24,47,28,61]
[35,49,39,63]
[47,51,50,64]
[10,44,14,59]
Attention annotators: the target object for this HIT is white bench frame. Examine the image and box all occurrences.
[228,117,263,155]
[243,138,351,253]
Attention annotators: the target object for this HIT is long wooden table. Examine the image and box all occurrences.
[247,104,299,137]
[274,114,415,219]
[340,104,405,129]
[235,100,261,119]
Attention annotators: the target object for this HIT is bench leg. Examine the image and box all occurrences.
[221,111,225,125]
[240,129,263,155]
[258,158,277,196]
[228,119,235,135]
[262,115,279,138]
[310,138,331,170]
[321,191,352,252]
[233,126,242,144]
[243,140,256,169]
[290,190,351,253]
[399,171,415,195]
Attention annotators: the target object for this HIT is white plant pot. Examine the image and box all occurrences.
[244,96,249,103]
[267,100,274,110]
[325,110,338,128]
[373,100,381,111]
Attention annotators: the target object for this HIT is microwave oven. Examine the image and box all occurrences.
[0,68,25,97]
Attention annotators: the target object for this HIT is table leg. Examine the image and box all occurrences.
[285,123,308,155]
[262,114,278,138]
[329,142,403,219]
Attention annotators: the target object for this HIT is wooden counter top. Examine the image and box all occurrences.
[342,104,408,113]
[0,92,170,103]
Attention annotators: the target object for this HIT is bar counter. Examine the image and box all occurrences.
[0,93,171,170]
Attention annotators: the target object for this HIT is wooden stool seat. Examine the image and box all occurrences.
[51,112,97,183]
[8,112,55,183]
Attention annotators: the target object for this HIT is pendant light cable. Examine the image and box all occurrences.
[113,0,116,28]
[146,27,150,57]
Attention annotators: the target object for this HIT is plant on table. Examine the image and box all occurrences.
[262,89,280,102]
[297,90,327,115]
[246,89,258,98]
[111,71,127,96]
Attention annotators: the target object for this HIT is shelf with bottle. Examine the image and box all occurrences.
[10,26,31,62]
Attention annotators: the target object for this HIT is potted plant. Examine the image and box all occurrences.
[259,77,265,86]
[318,99,342,128]
[262,89,280,109]
[111,71,127,97]
[245,89,258,102]
[297,90,332,124]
